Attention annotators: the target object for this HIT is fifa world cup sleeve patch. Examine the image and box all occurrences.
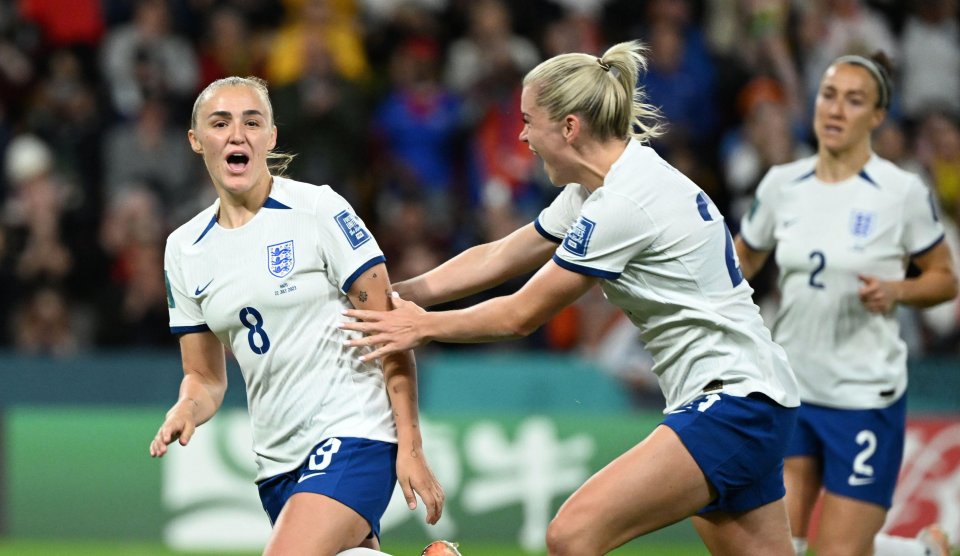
[334,210,372,250]
[164,270,176,308]
[562,215,596,257]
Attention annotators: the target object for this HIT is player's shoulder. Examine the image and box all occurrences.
[862,154,926,195]
[764,156,818,187]
[270,175,341,207]
[166,201,219,250]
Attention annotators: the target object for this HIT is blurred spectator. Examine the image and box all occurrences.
[444,0,539,97]
[0,4,39,118]
[273,38,367,199]
[721,77,814,223]
[196,6,262,86]
[916,111,960,223]
[704,0,804,134]
[797,0,898,115]
[265,0,371,87]
[102,96,200,210]
[636,0,718,150]
[12,286,79,357]
[540,9,604,58]
[873,118,926,177]
[96,185,170,347]
[369,37,465,234]
[2,134,78,289]
[100,0,199,117]
[899,0,960,120]
[26,48,104,221]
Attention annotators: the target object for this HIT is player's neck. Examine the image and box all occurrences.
[216,175,273,228]
[815,144,872,183]
[576,138,628,192]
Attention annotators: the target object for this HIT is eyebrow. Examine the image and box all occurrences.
[207,109,267,119]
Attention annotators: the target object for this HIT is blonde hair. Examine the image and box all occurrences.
[522,40,664,143]
[191,76,296,176]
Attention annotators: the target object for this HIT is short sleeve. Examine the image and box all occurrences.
[902,176,946,256]
[551,190,654,280]
[535,184,587,243]
[738,170,779,251]
[315,191,386,293]
[165,238,209,334]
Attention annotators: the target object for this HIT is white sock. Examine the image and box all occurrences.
[874,533,931,556]
[792,537,808,556]
[338,549,392,556]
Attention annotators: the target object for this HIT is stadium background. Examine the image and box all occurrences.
[0,0,958,554]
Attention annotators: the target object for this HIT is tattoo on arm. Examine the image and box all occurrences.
[359,291,368,303]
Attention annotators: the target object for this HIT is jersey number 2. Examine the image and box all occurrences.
[239,307,271,354]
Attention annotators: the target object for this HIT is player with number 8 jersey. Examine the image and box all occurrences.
[164,174,395,480]
[151,76,444,556]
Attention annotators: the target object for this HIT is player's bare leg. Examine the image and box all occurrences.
[814,492,887,556]
[264,492,375,556]
[784,455,822,554]
[545,425,716,555]
[692,498,794,556]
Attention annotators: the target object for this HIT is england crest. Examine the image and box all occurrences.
[267,240,295,278]
[849,210,875,238]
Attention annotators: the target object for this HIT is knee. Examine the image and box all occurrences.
[545,514,597,556]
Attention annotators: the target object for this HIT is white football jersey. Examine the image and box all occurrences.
[739,154,945,409]
[164,176,397,481]
[536,140,799,413]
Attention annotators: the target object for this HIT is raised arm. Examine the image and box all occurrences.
[394,223,558,306]
[734,235,772,282]
[150,331,227,457]
[347,262,444,525]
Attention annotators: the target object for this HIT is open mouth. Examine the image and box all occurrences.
[226,153,249,173]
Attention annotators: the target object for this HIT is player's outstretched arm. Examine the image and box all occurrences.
[347,263,444,525]
[343,260,598,361]
[150,331,227,457]
[394,223,557,307]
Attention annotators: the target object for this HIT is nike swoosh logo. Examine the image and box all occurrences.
[298,472,326,483]
[195,279,213,296]
[847,474,875,486]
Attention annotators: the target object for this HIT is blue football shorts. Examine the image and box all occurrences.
[785,395,906,508]
[663,391,798,514]
[257,437,398,539]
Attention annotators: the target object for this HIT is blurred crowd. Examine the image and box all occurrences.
[0,0,958,382]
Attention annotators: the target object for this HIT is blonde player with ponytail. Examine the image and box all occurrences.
[342,42,801,555]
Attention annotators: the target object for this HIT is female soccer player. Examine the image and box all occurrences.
[735,54,957,556]
[149,76,444,556]
[341,41,800,555]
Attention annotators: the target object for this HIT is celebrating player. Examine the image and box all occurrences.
[149,76,444,556]
[341,41,800,555]
[734,53,957,556]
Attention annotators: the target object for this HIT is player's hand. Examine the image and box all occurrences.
[396,444,445,525]
[858,274,900,314]
[340,294,429,361]
[149,399,198,457]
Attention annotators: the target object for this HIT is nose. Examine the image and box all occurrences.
[827,99,843,118]
[518,126,528,142]
[228,121,245,143]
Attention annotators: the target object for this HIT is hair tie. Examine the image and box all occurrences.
[597,58,611,71]
[832,54,891,109]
